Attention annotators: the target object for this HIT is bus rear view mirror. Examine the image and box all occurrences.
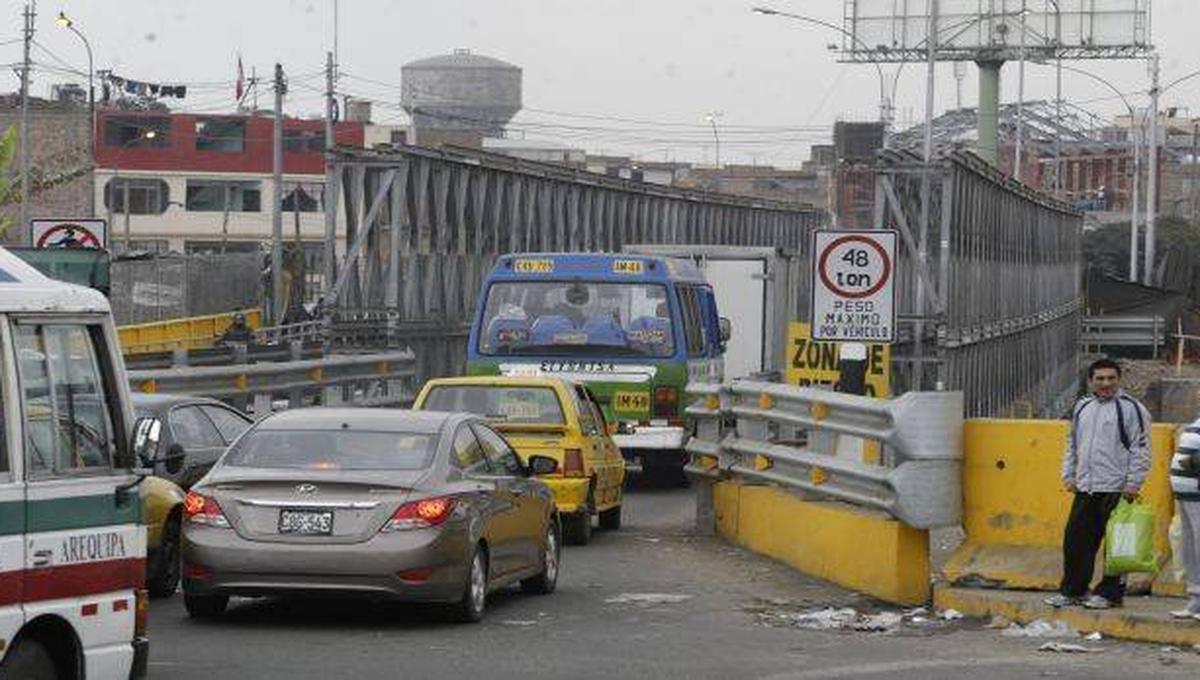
[719,317,732,343]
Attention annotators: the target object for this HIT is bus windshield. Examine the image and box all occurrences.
[478,281,676,358]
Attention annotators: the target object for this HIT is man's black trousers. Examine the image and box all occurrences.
[1060,491,1125,602]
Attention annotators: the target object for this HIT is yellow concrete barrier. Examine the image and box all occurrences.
[942,419,1177,592]
[713,479,930,605]
[118,309,262,355]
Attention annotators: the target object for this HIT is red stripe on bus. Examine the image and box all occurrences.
[0,559,146,605]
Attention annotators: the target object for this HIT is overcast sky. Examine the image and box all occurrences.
[8,0,1199,166]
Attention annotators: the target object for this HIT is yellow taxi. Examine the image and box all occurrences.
[414,376,625,545]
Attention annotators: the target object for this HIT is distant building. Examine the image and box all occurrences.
[402,50,521,150]
[93,109,363,256]
[483,138,585,166]
[678,164,827,206]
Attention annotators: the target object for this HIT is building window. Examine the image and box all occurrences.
[283,130,323,153]
[185,240,261,255]
[103,116,170,148]
[280,183,324,213]
[103,178,169,214]
[390,129,407,146]
[186,180,262,212]
[112,239,170,255]
[195,118,246,152]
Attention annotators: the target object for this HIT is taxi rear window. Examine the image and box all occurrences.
[423,386,566,425]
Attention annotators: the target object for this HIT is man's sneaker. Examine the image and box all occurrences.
[1171,608,1200,619]
[1082,595,1115,609]
[1043,594,1077,608]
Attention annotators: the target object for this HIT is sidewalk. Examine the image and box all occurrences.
[935,584,1200,646]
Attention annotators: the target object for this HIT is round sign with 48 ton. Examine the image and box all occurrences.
[810,230,897,343]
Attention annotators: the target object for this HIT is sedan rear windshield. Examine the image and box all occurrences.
[423,386,566,425]
[223,430,436,470]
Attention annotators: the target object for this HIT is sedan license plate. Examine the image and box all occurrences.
[278,509,333,535]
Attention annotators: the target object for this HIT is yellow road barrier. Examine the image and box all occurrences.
[942,419,1177,592]
[118,309,262,355]
[713,479,930,605]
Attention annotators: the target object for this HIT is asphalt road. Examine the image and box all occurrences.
[148,486,1200,679]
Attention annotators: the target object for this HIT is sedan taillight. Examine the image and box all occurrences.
[563,449,586,477]
[380,496,457,533]
[184,491,231,529]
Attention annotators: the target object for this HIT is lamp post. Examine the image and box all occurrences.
[108,130,158,253]
[1036,61,1141,282]
[704,113,721,168]
[55,11,94,216]
[752,7,893,143]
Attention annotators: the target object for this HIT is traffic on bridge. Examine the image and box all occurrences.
[3,1,1200,679]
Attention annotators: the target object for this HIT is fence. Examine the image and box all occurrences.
[875,151,1083,417]
[1081,315,1166,355]
[685,380,964,529]
[127,349,416,414]
[110,252,261,325]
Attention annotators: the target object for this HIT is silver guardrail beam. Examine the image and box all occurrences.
[684,380,964,529]
[128,350,417,408]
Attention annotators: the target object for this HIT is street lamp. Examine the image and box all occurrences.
[704,113,721,168]
[108,129,158,252]
[55,11,95,214]
[752,7,894,144]
[1033,60,1141,282]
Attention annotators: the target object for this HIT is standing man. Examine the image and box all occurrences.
[1169,416,1200,619]
[1046,358,1151,610]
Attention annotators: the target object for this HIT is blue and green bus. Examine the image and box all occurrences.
[466,253,728,477]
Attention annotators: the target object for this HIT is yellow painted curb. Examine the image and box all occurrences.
[714,481,929,605]
[934,585,1200,646]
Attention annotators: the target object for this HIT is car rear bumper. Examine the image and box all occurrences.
[540,477,591,514]
[613,426,686,451]
[182,523,470,602]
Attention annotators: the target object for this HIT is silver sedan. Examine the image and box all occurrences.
[180,408,561,623]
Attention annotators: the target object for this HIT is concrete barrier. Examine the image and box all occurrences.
[712,479,930,605]
[942,419,1177,592]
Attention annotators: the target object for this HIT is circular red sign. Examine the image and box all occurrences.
[817,234,892,299]
[35,224,102,249]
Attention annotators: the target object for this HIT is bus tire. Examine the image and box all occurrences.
[0,638,57,680]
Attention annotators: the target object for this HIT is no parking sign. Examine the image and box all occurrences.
[810,229,897,343]
[31,218,107,249]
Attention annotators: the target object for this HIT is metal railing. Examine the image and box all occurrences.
[127,350,417,414]
[1081,315,1165,356]
[685,381,964,529]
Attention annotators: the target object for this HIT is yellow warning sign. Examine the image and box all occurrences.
[785,322,891,398]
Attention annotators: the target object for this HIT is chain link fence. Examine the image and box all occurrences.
[110,252,261,325]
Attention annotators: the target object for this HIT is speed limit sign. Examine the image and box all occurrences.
[810,230,897,342]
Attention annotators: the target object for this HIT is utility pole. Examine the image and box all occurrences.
[19,2,35,236]
[322,51,337,303]
[1014,0,1027,182]
[914,0,937,391]
[271,63,286,325]
[1145,53,1160,286]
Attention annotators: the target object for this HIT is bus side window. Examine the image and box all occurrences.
[676,286,705,357]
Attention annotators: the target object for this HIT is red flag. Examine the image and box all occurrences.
[236,56,245,101]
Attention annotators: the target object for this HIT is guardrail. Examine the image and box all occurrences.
[685,381,964,529]
[1081,315,1165,356]
[127,350,417,413]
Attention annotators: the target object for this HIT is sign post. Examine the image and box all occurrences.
[810,229,897,343]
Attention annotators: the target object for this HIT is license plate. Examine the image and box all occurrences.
[614,391,650,412]
[278,509,333,535]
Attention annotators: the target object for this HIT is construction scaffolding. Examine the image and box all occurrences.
[877,150,1084,417]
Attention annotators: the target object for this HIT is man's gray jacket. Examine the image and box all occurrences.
[1061,391,1151,493]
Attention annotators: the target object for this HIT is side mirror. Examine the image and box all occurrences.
[162,443,186,475]
[719,317,732,343]
[131,417,161,469]
[528,455,559,476]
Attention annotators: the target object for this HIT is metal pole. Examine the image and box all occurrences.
[1015,1,1027,181]
[272,63,285,325]
[20,2,34,236]
[123,179,130,251]
[915,0,938,392]
[1051,0,1062,196]
[976,61,1002,166]
[1130,116,1141,282]
[1145,53,1160,286]
[323,51,337,302]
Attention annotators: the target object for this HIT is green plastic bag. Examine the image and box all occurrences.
[1104,499,1158,575]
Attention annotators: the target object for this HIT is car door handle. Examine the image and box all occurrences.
[32,550,53,568]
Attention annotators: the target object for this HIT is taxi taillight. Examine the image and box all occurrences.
[653,386,679,417]
[563,449,586,477]
[134,588,149,638]
[184,491,231,528]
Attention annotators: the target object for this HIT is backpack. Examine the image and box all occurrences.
[1072,395,1146,451]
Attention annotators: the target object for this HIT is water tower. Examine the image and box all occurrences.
[401,49,522,142]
